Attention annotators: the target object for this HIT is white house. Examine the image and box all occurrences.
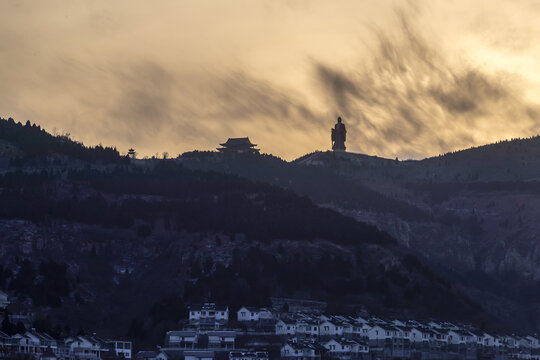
[351,322,370,339]
[324,338,368,359]
[65,335,108,359]
[276,320,297,336]
[517,337,532,349]
[503,335,518,348]
[526,336,540,349]
[165,330,197,348]
[10,334,39,354]
[108,340,132,358]
[281,342,324,360]
[367,325,395,341]
[319,320,343,337]
[482,333,495,347]
[409,327,428,343]
[447,330,470,345]
[236,307,274,322]
[189,303,229,328]
[295,320,319,337]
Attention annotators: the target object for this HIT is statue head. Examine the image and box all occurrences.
[337,117,342,123]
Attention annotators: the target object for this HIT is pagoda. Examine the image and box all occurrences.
[217,137,260,155]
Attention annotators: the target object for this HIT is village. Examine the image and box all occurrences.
[132,301,540,360]
[1,295,540,360]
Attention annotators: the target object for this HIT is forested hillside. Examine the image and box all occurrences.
[0,118,500,348]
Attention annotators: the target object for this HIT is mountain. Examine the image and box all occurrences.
[0,117,495,348]
[178,136,540,332]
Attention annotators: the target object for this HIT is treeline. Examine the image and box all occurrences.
[0,117,123,163]
[0,260,70,308]
[183,247,485,325]
[0,161,396,246]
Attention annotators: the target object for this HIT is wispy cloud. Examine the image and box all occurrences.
[0,1,539,160]
[314,9,540,158]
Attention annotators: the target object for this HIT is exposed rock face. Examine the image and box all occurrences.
[178,137,540,330]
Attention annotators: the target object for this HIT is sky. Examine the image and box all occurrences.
[1,0,540,160]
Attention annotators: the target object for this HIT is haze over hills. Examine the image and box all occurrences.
[0,117,497,348]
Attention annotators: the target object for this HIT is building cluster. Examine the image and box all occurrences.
[0,329,131,360]
[274,312,540,360]
[136,303,540,360]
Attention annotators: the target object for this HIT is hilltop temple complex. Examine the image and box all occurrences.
[217,137,260,155]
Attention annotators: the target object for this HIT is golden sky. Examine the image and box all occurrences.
[1,0,540,160]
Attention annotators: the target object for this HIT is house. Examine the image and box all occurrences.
[323,338,368,359]
[107,340,132,358]
[517,336,532,349]
[184,350,215,360]
[164,330,198,348]
[434,328,449,343]
[319,320,343,337]
[207,331,236,349]
[482,333,495,347]
[447,330,470,345]
[409,327,427,343]
[276,319,297,336]
[65,335,109,359]
[236,307,274,322]
[367,325,397,341]
[503,335,518,348]
[10,333,39,354]
[24,330,58,353]
[229,351,269,360]
[296,320,319,338]
[526,336,540,349]
[281,341,325,360]
[189,303,229,329]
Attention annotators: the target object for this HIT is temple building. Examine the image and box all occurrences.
[217,137,260,155]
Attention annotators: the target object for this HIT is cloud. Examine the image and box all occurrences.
[1,1,539,160]
[314,8,540,158]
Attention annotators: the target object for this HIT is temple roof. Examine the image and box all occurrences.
[220,137,256,147]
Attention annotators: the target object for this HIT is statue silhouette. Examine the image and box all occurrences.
[331,117,346,151]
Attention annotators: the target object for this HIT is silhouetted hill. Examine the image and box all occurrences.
[0,117,124,166]
[0,118,499,345]
[177,138,540,332]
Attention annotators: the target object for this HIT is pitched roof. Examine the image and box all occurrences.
[220,137,256,147]
[189,303,228,312]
